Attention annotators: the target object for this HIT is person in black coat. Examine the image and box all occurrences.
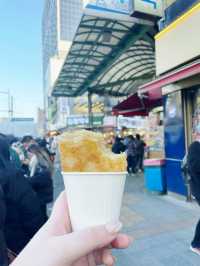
[0,185,8,266]
[187,141,200,254]
[28,144,54,220]
[112,137,125,154]
[135,134,146,172]
[0,136,46,255]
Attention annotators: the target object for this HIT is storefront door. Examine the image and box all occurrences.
[164,90,186,195]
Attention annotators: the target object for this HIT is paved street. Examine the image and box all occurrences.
[53,168,200,265]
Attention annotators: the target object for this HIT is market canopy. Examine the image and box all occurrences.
[52,11,157,98]
[112,88,162,116]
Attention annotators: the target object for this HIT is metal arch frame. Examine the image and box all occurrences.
[121,71,155,95]
[73,40,116,48]
[81,18,132,31]
[63,62,98,68]
[93,52,154,86]
[111,67,154,95]
[53,12,157,97]
[93,48,154,83]
[68,55,102,63]
[76,24,152,96]
[75,30,122,42]
[110,66,155,95]
[95,58,154,88]
[71,18,100,78]
[69,49,106,57]
[58,81,82,85]
[59,78,86,83]
[106,60,155,85]
[79,24,129,33]
[90,70,154,96]
[60,69,91,76]
[63,65,94,72]
[71,20,112,88]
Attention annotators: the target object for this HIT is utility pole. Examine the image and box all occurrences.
[0,90,13,119]
[10,96,14,119]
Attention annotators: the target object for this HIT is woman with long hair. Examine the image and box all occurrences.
[0,135,45,255]
[28,144,54,219]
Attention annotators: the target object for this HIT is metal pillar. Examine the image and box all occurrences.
[88,92,93,129]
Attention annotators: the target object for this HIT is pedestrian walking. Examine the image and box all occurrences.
[21,135,35,174]
[37,137,56,163]
[28,144,54,219]
[6,135,22,170]
[126,135,137,174]
[0,136,45,255]
[135,134,146,172]
[187,141,200,255]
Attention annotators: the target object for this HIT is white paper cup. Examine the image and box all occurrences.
[62,172,127,231]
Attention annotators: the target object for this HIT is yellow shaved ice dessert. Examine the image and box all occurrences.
[59,130,126,172]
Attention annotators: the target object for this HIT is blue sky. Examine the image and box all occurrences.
[0,1,44,119]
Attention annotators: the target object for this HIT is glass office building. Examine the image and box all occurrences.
[42,0,58,79]
[60,0,83,41]
[42,0,83,78]
[42,0,83,129]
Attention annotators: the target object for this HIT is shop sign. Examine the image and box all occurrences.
[67,115,104,127]
[103,116,117,127]
[118,116,147,129]
[132,0,163,18]
[93,116,104,126]
[67,115,88,127]
[85,0,132,14]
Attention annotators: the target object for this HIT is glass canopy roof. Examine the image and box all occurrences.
[52,14,157,97]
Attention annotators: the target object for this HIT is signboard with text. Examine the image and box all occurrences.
[132,0,163,18]
[67,115,104,127]
[86,0,132,14]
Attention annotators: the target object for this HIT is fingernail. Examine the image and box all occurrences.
[105,221,122,234]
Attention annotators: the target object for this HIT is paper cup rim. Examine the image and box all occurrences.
[62,171,127,175]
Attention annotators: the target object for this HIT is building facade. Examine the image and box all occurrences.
[140,0,200,197]
[42,0,84,130]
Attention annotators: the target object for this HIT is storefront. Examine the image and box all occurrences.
[112,90,164,158]
[140,2,200,196]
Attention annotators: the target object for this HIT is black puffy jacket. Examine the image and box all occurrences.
[0,167,46,254]
[29,166,53,205]
[187,141,200,203]
[0,186,8,266]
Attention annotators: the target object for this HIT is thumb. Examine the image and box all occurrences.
[56,222,122,263]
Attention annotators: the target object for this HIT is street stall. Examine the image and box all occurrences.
[117,115,148,146]
[112,89,164,157]
[112,89,165,192]
[103,116,117,146]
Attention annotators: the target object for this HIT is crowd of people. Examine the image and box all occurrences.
[112,134,146,174]
[0,134,55,265]
[0,131,132,266]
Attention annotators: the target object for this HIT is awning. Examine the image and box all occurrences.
[139,59,200,93]
[112,88,162,116]
[52,9,157,97]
